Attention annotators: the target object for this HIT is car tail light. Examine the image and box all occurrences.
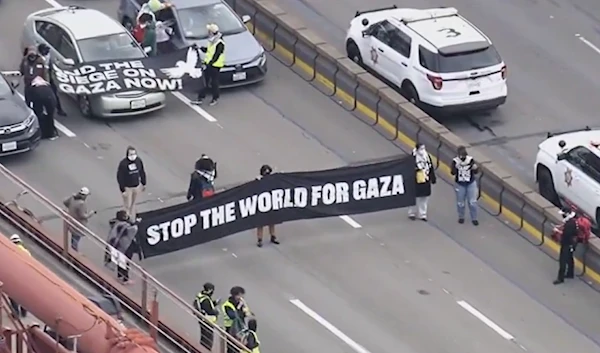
[501,65,507,80]
[427,74,443,90]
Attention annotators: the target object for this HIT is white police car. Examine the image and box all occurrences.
[345,6,507,114]
[535,128,600,224]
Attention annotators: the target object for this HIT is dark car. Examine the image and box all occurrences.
[0,72,41,156]
[118,0,267,87]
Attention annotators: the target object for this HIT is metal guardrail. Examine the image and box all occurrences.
[0,164,249,353]
[225,0,600,277]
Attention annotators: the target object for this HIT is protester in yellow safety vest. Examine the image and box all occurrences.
[193,282,220,350]
[10,234,31,256]
[192,23,225,106]
[222,286,252,353]
[242,319,260,353]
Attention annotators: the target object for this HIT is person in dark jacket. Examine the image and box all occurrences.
[20,46,47,107]
[256,165,279,247]
[139,13,157,57]
[29,77,58,139]
[105,210,139,284]
[243,319,260,353]
[37,43,66,116]
[117,146,147,219]
[451,146,479,226]
[408,143,436,221]
[187,155,217,201]
[193,282,220,350]
[222,286,251,353]
[554,207,578,285]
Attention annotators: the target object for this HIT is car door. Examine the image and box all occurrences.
[363,22,394,79]
[380,22,411,87]
[556,146,598,216]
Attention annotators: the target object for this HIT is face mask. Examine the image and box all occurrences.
[459,154,467,161]
[128,153,137,161]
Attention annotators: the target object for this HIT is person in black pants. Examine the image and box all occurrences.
[37,43,66,116]
[30,77,58,140]
[554,207,577,285]
[191,24,225,106]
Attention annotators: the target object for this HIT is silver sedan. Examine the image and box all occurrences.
[22,6,166,118]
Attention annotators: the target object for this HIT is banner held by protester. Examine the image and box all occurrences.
[137,157,416,258]
[52,46,202,95]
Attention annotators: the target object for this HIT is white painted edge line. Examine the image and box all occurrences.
[42,0,218,124]
[456,300,515,341]
[576,35,600,55]
[339,215,362,228]
[16,91,76,137]
[289,299,371,353]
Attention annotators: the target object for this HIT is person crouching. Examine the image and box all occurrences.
[408,143,436,221]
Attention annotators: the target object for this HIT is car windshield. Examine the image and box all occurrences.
[177,3,245,39]
[437,46,502,73]
[77,33,144,62]
[0,76,11,96]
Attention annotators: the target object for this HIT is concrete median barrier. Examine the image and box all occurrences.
[225,0,600,282]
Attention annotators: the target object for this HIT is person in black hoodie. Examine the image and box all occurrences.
[117,146,147,219]
[554,207,578,285]
[187,154,217,201]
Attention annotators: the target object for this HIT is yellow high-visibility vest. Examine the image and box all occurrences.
[204,39,225,68]
[17,244,31,256]
[221,300,236,328]
[196,293,217,323]
[248,331,260,353]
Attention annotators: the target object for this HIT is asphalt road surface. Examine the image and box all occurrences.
[274,0,600,184]
[0,0,600,353]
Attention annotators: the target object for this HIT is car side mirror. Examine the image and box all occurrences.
[557,153,567,161]
[10,80,19,89]
[62,58,75,66]
[241,15,251,23]
[361,30,370,38]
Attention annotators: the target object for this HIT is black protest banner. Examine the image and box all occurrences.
[136,157,416,258]
[52,47,202,95]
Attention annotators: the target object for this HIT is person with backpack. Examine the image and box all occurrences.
[553,207,579,285]
[187,155,217,201]
[105,210,139,284]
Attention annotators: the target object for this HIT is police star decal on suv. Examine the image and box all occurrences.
[345,6,507,114]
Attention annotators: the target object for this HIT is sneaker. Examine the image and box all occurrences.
[191,99,203,105]
[420,217,428,222]
[458,218,465,224]
[472,220,479,226]
[409,215,416,220]
[257,239,263,248]
[209,99,218,106]
[57,110,67,116]
[270,236,280,245]
[553,279,564,285]
[49,134,58,141]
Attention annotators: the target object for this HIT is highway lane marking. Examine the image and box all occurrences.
[247,25,600,286]
[456,300,515,341]
[339,215,362,228]
[42,0,218,123]
[289,298,371,353]
[576,34,600,55]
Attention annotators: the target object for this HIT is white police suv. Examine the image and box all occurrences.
[345,6,507,114]
[535,128,600,225]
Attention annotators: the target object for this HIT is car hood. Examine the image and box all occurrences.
[0,94,31,125]
[189,31,263,65]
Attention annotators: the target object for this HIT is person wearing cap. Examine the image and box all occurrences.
[9,234,30,318]
[63,187,96,251]
[37,43,66,116]
[255,165,279,247]
[554,207,578,285]
[192,24,225,106]
[193,282,220,349]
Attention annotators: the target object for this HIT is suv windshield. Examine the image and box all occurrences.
[78,33,144,62]
[437,46,502,73]
[177,3,245,39]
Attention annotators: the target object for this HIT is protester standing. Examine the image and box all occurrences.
[63,187,96,251]
[241,319,261,353]
[451,146,479,226]
[193,282,220,350]
[187,155,217,201]
[37,43,66,116]
[192,24,225,106]
[256,165,279,247]
[106,210,139,285]
[408,143,436,221]
[117,146,147,219]
[20,46,47,108]
[222,286,252,353]
[554,207,578,285]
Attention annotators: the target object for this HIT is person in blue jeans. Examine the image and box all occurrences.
[451,146,479,226]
